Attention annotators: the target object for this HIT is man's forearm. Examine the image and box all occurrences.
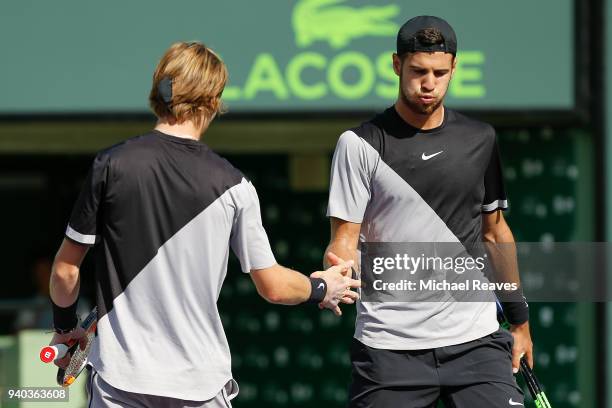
[50,239,89,307]
[49,239,89,331]
[50,261,81,307]
[251,264,315,305]
[483,223,520,286]
[483,217,529,326]
[269,266,312,305]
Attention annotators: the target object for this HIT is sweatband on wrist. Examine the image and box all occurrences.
[500,288,529,325]
[307,278,327,304]
[52,298,79,332]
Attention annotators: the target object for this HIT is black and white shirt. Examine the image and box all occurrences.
[66,131,276,400]
[327,107,507,350]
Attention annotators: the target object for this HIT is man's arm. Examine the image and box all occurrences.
[48,239,89,368]
[482,210,533,372]
[323,217,361,269]
[250,259,360,316]
[50,239,88,308]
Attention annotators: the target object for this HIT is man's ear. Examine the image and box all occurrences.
[450,55,457,79]
[392,53,402,76]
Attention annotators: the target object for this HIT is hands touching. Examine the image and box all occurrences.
[311,252,360,316]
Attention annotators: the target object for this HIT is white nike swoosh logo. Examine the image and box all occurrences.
[508,398,523,406]
[317,283,325,290]
[421,151,443,160]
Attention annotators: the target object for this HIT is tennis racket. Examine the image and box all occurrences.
[39,307,97,387]
[496,301,552,408]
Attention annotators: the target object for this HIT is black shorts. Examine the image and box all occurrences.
[348,328,524,408]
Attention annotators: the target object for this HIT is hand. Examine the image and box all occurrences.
[509,321,533,373]
[311,252,361,316]
[325,252,353,276]
[322,252,359,308]
[49,327,87,369]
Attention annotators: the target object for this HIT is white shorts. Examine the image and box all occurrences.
[87,368,236,408]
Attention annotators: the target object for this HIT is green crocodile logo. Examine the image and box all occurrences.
[292,0,400,49]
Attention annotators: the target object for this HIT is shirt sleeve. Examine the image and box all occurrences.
[326,131,374,223]
[482,135,509,213]
[230,179,276,273]
[65,153,110,245]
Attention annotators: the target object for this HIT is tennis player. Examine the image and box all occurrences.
[48,41,359,408]
[325,16,533,407]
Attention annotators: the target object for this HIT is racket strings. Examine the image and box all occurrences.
[61,330,95,385]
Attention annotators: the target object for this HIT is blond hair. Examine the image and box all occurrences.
[149,42,228,127]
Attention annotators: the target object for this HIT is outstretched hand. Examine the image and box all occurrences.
[311,252,360,316]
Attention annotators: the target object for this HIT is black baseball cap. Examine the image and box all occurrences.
[396,16,457,56]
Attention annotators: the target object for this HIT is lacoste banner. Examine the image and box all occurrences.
[0,0,573,114]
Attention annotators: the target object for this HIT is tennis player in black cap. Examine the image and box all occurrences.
[325,16,533,407]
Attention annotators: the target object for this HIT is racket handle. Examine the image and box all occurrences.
[40,344,70,363]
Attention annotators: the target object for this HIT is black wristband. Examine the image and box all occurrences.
[51,298,79,333]
[500,289,529,325]
[307,278,327,304]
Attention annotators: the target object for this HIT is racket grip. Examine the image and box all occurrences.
[40,344,70,363]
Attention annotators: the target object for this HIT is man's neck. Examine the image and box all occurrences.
[394,100,445,130]
[154,118,206,141]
